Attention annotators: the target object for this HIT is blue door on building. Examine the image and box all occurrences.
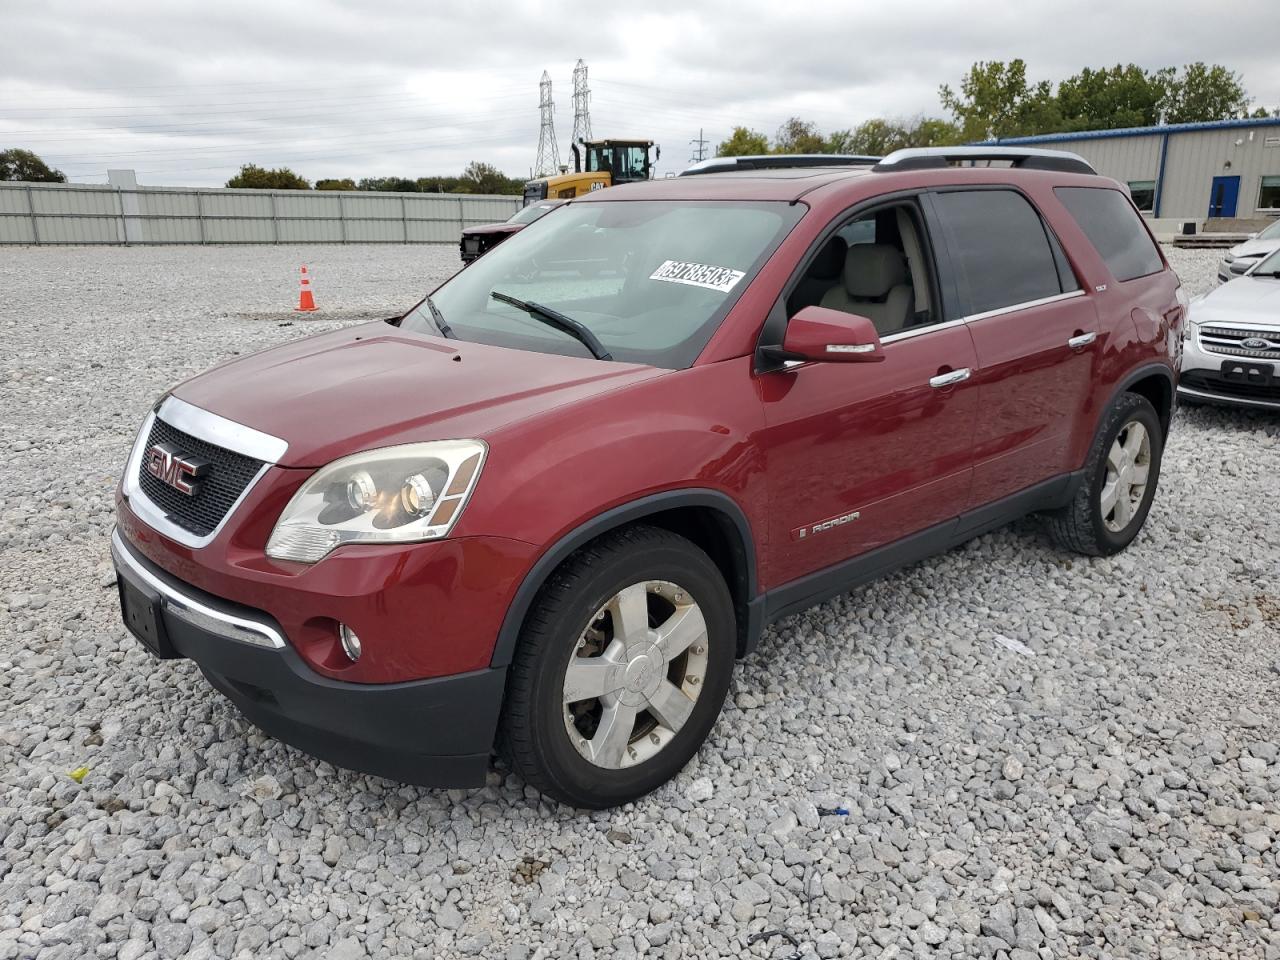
[1208,176,1240,218]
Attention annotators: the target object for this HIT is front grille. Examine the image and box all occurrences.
[1198,326,1280,361]
[1181,370,1280,403]
[136,418,265,536]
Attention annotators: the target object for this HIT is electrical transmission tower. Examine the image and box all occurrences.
[571,59,592,145]
[689,128,710,164]
[534,70,561,177]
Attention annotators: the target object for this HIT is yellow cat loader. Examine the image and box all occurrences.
[523,139,658,205]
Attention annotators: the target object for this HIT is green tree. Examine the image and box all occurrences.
[1056,64,1165,131]
[1161,62,1251,123]
[357,176,417,192]
[226,164,310,189]
[939,59,1060,140]
[0,148,66,182]
[454,161,519,195]
[905,117,963,147]
[773,117,827,153]
[315,178,356,190]
[840,119,910,155]
[715,126,769,157]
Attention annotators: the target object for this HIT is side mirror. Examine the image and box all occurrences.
[761,306,885,365]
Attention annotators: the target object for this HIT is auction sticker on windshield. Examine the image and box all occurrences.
[649,259,745,293]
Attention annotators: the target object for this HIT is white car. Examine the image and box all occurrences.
[1218,218,1280,283]
[1182,247,1280,410]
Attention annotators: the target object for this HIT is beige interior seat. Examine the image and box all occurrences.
[789,236,847,314]
[896,207,930,317]
[820,243,915,334]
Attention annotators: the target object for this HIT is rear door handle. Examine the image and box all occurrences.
[929,368,971,389]
[1068,331,1097,349]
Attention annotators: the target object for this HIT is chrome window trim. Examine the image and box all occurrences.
[880,316,968,344]
[960,289,1086,325]
[879,290,1087,346]
[111,528,286,649]
[121,397,287,550]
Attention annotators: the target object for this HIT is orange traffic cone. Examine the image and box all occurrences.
[294,265,318,312]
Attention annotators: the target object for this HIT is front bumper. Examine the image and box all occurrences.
[111,528,506,786]
[1180,325,1280,410]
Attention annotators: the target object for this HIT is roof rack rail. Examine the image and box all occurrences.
[679,154,881,177]
[872,146,1096,175]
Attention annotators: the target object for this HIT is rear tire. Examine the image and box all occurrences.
[499,525,735,809]
[1047,392,1163,557]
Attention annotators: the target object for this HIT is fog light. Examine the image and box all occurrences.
[339,624,362,662]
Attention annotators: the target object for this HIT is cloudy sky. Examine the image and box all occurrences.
[3,0,1278,187]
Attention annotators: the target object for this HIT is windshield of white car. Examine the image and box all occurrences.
[1252,248,1280,276]
[399,199,805,368]
[506,202,560,225]
[1258,219,1280,241]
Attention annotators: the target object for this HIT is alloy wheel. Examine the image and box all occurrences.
[562,580,709,769]
[1100,420,1151,533]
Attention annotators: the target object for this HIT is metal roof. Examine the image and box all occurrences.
[986,116,1280,145]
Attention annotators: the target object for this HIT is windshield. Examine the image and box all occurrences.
[507,202,560,225]
[1258,219,1280,241]
[586,145,649,180]
[400,199,803,368]
[1253,247,1280,275]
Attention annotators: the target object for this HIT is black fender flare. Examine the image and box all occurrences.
[1066,362,1174,500]
[490,488,761,668]
[1104,362,1176,431]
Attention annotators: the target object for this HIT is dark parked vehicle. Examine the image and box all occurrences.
[113,147,1183,808]
[460,200,564,263]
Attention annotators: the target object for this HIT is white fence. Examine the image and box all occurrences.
[0,181,522,245]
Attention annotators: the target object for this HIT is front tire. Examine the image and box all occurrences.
[1048,392,1164,557]
[499,525,735,809]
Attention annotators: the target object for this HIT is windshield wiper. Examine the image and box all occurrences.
[490,291,612,361]
[424,295,454,338]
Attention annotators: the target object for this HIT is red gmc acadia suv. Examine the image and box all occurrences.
[112,147,1185,808]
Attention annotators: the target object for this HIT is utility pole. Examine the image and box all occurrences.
[689,128,710,164]
[571,59,592,147]
[534,70,561,177]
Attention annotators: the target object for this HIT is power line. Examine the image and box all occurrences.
[689,128,709,163]
[534,70,560,177]
[571,59,592,145]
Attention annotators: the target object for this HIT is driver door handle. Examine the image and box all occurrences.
[929,368,971,389]
[1068,331,1097,349]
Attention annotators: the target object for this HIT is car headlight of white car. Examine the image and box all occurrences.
[266,440,487,563]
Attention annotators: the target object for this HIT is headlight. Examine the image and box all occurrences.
[266,440,487,563]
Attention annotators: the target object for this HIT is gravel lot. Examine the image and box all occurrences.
[1,243,1278,960]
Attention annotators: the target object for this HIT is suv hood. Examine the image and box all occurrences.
[1193,276,1280,328]
[172,323,665,467]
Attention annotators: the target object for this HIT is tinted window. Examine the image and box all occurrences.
[1127,180,1156,212]
[1055,186,1163,282]
[932,189,1064,315]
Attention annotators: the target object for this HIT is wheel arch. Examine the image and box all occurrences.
[491,489,763,668]
[1118,364,1175,436]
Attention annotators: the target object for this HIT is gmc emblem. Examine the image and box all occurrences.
[144,442,210,496]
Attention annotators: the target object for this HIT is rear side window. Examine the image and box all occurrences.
[931,189,1067,316]
[1055,186,1163,282]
